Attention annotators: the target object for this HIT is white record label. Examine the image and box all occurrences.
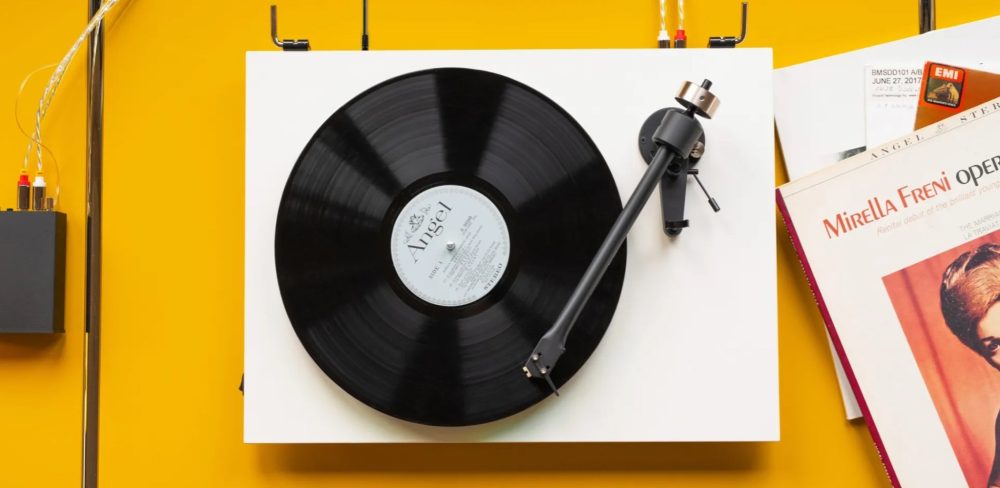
[390,185,510,307]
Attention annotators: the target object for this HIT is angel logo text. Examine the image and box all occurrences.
[407,201,453,262]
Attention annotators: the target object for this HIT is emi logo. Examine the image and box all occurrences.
[924,63,965,109]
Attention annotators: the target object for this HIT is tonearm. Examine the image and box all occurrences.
[523,79,721,394]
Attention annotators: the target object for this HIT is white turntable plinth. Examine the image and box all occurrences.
[245,49,777,443]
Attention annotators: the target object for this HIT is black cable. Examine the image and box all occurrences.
[362,0,369,50]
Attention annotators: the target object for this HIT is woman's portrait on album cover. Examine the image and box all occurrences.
[884,229,1000,488]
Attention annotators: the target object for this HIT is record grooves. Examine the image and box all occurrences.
[274,68,626,426]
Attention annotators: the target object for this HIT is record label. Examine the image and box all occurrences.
[390,185,510,307]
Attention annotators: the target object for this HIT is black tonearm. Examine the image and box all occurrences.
[522,79,721,394]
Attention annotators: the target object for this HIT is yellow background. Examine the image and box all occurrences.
[3,0,999,486]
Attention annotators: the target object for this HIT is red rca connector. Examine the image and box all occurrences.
[17,170,30,211]
[674,29,687,48]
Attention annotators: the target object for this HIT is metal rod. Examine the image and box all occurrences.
[919,0,935,34]
[736,1,748,44]
[362,0,369,50]
[83,0,105,486]
[270,5,280,47]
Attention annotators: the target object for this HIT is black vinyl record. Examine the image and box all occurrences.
[274,67,626,426]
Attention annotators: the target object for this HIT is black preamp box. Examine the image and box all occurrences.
[0,211,66,333]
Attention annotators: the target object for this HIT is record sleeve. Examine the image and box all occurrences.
[779,96,1000,487]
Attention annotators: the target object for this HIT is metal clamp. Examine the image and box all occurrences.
[270,5,310,51]
[708,1,748,48]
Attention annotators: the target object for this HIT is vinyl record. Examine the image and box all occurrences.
[274,67,626,426]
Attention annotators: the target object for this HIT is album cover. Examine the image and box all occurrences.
[778,96,1000,487]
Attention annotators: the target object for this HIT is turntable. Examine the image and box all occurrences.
[245,49,777,442]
